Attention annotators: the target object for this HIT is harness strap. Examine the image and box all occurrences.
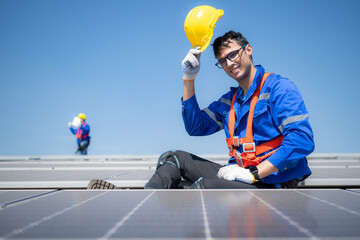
[226,134,283,156]
[226,73,283,167]
[76,123,89,140]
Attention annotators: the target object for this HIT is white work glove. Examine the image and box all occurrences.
[217,164,256,184]
[67,122,72,127]
[182,46,201,80]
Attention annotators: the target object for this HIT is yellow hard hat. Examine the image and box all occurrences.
[184,5,224,52]
[78,113,86,120]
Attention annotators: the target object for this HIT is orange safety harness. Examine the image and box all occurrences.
[226,73,284,168]
[76,123,89,140]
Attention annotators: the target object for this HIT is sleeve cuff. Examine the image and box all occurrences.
[266,152,289,172]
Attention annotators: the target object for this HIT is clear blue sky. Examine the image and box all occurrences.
[0,0,359,156]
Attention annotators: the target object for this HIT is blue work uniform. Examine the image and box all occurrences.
[181,65,314,184]
[69,123,91,144]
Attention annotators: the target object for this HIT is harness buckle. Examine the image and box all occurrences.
[232,136,240,147]
[242,142,256,153]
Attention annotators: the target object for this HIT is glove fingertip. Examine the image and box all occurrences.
[190,47,202,56]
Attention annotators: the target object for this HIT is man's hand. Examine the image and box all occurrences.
[182,46,201,80]
[68,122,72,127]
[217,164,256,184]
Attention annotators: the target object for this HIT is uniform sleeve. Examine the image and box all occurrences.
[69,127,76,135]
[181,94,224,136]
[266,78,315,171]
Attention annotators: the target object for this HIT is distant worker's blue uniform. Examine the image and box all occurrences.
[70,123,91,155]
[181,65,314,185]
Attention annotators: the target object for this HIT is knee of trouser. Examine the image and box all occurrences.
[157,150,182,170]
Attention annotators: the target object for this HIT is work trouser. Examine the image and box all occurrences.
[145,150,278,189]
[77,140,90,155]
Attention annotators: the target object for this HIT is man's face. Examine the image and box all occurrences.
[216,40,253,82]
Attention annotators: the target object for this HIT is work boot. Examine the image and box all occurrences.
[87,179,118,189]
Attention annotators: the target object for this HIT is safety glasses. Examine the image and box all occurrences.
[215,44,247,69]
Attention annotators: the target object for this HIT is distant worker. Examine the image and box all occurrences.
[68,113,91,155]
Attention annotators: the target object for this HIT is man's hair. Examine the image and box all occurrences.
[212,30,249,58]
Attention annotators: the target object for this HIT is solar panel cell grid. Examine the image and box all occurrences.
[0,190,359,239]
[253,190,360,238]
[1,154,360,239]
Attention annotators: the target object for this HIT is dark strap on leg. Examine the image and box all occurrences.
[190,177,205,189]
[156,150,180,169]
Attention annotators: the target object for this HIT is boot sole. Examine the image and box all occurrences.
[87,179,118,189]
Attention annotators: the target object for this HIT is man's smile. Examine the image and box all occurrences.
[230,65,241,74]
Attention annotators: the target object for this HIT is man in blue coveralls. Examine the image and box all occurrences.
[87,30,314,190]
[143,30,314,189]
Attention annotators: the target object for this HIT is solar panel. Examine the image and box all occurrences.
[1,154,359,239]
[0,189,359,239]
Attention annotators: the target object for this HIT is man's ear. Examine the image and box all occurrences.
[245,44,253,56]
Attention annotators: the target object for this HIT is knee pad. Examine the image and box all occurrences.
[156,150,180,170]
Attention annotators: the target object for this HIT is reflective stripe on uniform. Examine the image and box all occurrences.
[220,98,232,106]
[258,93,270,101]
[203,107,224,130]
[278,114,309,132]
